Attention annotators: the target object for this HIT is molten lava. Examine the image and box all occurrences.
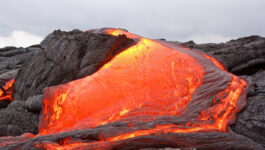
[37,28,247,149]
[0,79,15,101]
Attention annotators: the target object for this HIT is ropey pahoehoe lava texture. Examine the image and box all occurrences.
[0,28,264,150]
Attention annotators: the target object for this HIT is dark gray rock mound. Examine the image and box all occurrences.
[13,29,136,100]
[233,95,265,147]
[0,100,39,136]
[0,46,41,75]
[0,46,40,109]
[0,46,41,85]
[232,70,265,147]
[23,95,43,113]
[181,35,265,75]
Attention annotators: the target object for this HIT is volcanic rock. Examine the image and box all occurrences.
[13,29,136,100]
[0,45,41,136]
[0,100,9,109]
[233,95,265,147]
[23,95,43,113]
[0,46,41,108]
[231,70,265,147]
[0,46,41,73]
[182,35,265,75]
[0,100,39,136]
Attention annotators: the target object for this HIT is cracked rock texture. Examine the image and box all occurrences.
[0,46,41,107]
[182,35,265,75]
[0,100,39,136]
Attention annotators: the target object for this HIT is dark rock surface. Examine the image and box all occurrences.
[181,35,265,75]
[0,46,41,74]
[13,29,135,100]
[0,45,42,137]
[0,100,39,136]
[0,100,10,109]
[23,95,43,113]
[231,70,265,147]
[0,46,41,108]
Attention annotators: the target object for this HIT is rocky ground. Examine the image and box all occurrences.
[0,29,265,149]
[0,45,41,135]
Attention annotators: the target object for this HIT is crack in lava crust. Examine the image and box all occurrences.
[0,79,14,101]
[38,29,247,148]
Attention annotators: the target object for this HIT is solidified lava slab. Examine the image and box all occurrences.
[0,28,258,150]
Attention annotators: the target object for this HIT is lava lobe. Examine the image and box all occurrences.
[38,28,247,144]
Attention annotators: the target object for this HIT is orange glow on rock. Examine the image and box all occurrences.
[0,79,15,101]
[105,28,139,39]
[38,29,247,148]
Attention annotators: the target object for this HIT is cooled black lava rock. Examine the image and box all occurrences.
[0,100,39,136]
[0,100,10,109]
[231,70,265,147]
[23,95,43,113]
[0,46,41,109]
[0,46,41,74]
[181,35,265,75]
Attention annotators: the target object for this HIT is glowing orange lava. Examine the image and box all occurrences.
[0,79,15,101]
[38,29,247,148]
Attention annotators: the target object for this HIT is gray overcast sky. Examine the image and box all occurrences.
[0,0,265,47]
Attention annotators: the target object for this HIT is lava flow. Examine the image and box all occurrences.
[0,79,15,101]
[38,28,247,144]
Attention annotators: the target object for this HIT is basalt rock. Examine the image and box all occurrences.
[13,29,135,100]
[231,70,265,147]
[0,100,39,136]
[0,46,41,73]
[0,45,41,137]
[0,45,41,82]
[23,95,43,113]
[0,46,41,108]
[0,100,9,109]
[181,35,265,75]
